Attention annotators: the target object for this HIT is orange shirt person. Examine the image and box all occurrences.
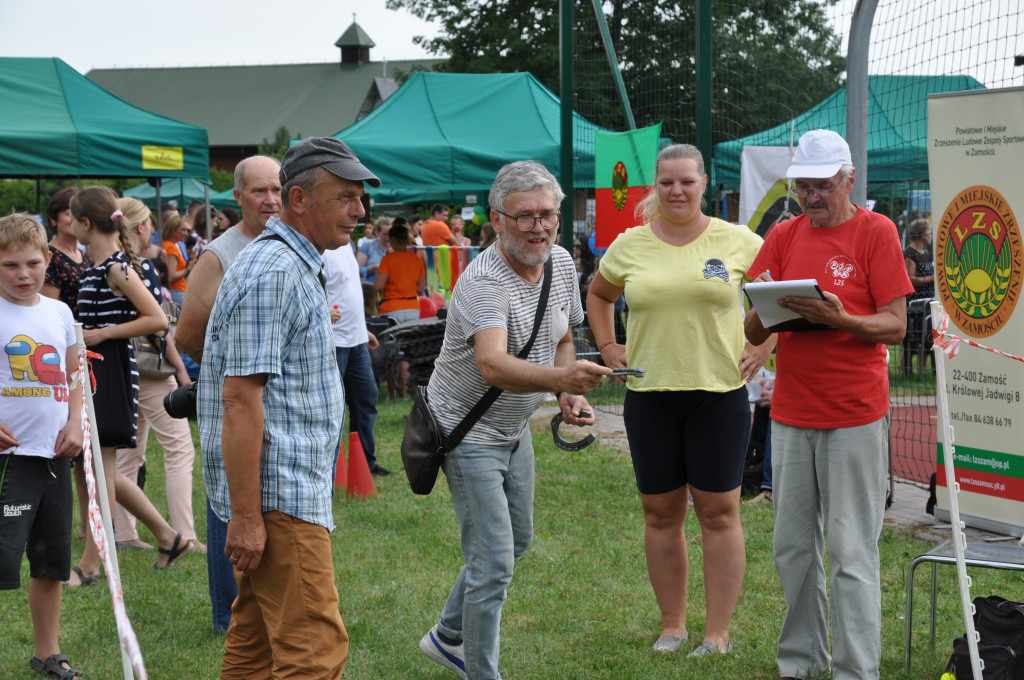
[160,214,193,305]
[421,204,460,246]
[374,223,426,322]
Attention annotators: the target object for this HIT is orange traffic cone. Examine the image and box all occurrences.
[334,438,347,490]
[346,432,376,498]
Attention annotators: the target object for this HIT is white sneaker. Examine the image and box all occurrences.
[419,626,467,679]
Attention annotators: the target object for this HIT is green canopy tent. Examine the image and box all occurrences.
[123,180,240,212]
[123,177,213,210]
[0,57,209,181]
[330,71,609,204]
[122,180,239,240]
[121,180,239,213]
[210,187,240,211]
[712,74,985,190]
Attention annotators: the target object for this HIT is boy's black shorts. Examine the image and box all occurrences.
[0,454,73,589]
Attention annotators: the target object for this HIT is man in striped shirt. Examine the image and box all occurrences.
[198,137,379,679]
[418,161,609,680]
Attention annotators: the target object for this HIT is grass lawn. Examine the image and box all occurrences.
[2,399,1019,679]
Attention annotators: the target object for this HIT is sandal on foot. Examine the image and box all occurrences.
[154,533,193,570]
[30,653,85,679]
[653,632,688,652]
[687,640,733,657]
[63,565,100,588]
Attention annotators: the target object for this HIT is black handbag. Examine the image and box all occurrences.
[400,256,553,495]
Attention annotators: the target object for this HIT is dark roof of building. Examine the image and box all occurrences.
[87,58,442,147]
[336,22,375,48]
[357,77,401,121]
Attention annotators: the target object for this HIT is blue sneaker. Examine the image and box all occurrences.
[419,626,467,679]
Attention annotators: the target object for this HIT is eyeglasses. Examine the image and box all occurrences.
[495,210,561,231]
[791,178,842,199]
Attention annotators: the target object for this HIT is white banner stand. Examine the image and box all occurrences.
[930,303,983,680]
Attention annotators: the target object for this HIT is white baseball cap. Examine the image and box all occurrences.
[786,129,852,179]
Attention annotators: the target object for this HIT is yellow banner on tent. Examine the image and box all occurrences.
[141,146,184,171]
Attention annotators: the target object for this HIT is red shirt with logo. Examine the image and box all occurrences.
[748,207,914,428]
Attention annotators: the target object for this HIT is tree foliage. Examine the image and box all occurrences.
[386,0,560,82]
[209,167,234,193]
[1,171,232,222]
[386,0,845,146]
[259,126,295,161]
[0,178,127,224]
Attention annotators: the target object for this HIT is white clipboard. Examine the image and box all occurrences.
[744,279,828,331]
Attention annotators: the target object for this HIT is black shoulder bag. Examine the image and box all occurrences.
[401,256,553,495]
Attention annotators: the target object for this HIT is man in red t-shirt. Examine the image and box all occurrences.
[421,204,460,246]
[744,129,913,680]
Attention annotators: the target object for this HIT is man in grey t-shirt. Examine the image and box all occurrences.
[418,161,609,680]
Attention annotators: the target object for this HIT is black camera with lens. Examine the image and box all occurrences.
[164,381,198,420]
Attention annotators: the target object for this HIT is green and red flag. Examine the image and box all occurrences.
[594,123,661,248]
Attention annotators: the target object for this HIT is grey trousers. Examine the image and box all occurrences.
[771,415,889,680]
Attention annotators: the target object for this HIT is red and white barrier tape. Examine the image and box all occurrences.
[932,311,1024,364]
[78,348,148,680]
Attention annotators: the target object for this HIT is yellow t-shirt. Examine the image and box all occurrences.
[598,218,762,392]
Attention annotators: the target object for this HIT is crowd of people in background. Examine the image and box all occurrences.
[1,128,928,680]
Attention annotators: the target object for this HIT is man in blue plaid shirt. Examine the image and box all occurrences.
[199,137,380,679]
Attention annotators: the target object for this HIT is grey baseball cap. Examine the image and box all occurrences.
[279,137,381,188]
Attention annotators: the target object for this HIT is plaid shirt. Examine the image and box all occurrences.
[199,217,343,531]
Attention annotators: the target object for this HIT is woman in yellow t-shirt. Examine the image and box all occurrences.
[587,144,770,658]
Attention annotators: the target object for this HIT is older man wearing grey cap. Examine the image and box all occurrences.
[198,137,380,679]
[744,129,912,680]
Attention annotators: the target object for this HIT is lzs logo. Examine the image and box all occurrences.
[825,256,856,287]
[936,185,1022,338]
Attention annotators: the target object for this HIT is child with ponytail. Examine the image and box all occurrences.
[67,187,192,586]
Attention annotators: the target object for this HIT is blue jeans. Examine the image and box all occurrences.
[334,345,379,468]
[207,499,237,634]
[182,352,201,381]
[437,429,534,680]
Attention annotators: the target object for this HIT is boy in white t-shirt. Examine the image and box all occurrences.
[0,214,85,680]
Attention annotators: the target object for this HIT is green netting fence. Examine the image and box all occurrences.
[570,0,1023,489]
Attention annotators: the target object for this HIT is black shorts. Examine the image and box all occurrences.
[0,455,73,589]
[623,387,750,495]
